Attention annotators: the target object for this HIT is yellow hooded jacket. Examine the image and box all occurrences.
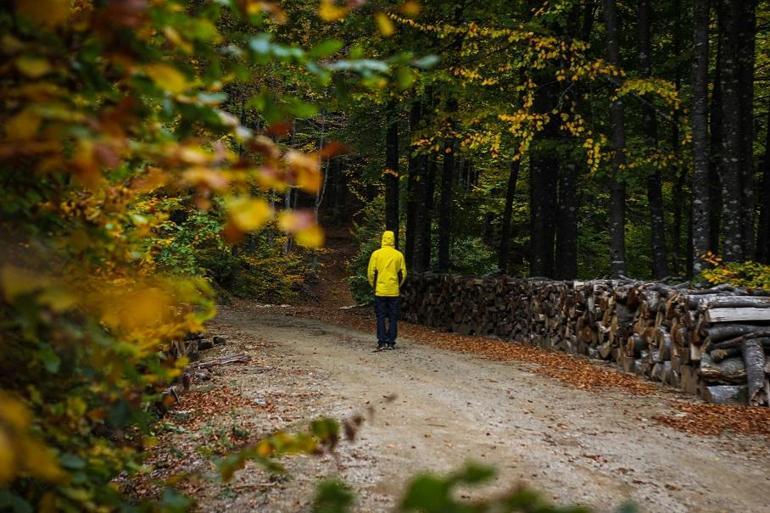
[367,231,406,297]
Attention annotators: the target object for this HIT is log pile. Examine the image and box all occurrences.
[401,274,770,406]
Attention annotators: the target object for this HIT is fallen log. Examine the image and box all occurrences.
[698,354,746,384]
[704,323,770,344]
[192,353,251,369]
[700,296,770,309]
[700,385,749,405]
[705,307,770,323]
[710,334,770,350]
[743,338,767,406]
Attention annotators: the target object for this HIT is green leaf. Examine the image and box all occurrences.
[160,488,193,513]
[312,480,354,513]
[38,345,60,373]
[60,453,86,470]
[286,98,319,119]
[454,461,495,484]
[309,39,344,59]
[396,67,416,90]
[399,475,450,512]
[0,490,33,513]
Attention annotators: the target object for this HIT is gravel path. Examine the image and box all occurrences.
[149,306,770,513]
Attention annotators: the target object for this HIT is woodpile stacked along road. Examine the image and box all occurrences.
[401,274,770,406]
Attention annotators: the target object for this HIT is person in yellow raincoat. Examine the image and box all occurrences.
[367,230,406,351]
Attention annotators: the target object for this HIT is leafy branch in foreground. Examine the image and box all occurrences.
[312,461,638,513]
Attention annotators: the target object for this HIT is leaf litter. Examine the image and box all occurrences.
[266,303,770,438]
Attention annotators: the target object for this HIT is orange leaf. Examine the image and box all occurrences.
[16,0,70,28]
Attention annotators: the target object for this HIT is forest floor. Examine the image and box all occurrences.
[132,231,770,512]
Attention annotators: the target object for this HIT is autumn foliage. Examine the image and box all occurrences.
[0,0,355,510]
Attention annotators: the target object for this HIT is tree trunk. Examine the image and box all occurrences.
[604,0,627,277]
[638,0,668,279]
[498,160,520,273]
[437,99,458,272]
[437,143,455,272]
[405,99,424,269]
[418,159,437,272]
[385,103,400,246]
[756,107,770,263]
[709,36,723,254]
[529,152,558,277]
[555,161,578,279]
[717,0,744,262]
[691,0,711,273]
[737,0,757,257]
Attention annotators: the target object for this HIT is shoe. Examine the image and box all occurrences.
[374,344,387,352]
[387,344,396,350]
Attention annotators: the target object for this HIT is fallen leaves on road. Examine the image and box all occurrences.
[653,401,770,437]
[175,386,264,428]
[267,304,655,395]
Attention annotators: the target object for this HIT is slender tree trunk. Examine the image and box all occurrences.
[529,153,558,277]
[419,159,437,272]
[717,0,744,261]
[555,161,578,279]
[498,160,520,273]
[670,0,680,276]
[691,0,711,272]
[638,0,668,279]
[672,166,685,272]
[756,108,770,263]
[437,143,455,272]
[405,99,423,269]
[604,0,627,277]
[385,103,400,246]
[709,36,723,254]
[437,99,457,272]
[738,0,757,257]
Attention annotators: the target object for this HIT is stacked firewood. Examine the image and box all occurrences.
[401,274,770,406]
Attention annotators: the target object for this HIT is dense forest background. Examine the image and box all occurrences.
[278,0,770,298]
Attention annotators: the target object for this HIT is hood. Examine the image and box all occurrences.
[381,230,395,247]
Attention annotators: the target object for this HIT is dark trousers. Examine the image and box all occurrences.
[374,296,399,345]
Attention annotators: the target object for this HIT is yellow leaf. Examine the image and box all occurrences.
[0,429,15,485]
[37,287,77,312]
[256,439,273,457]
[1,34,25,54]
[182,167,229,191]
[16,0,69,28]
[399,1,421,17]
[0,265,50,301]
[277,210,314,233]
[0,394,31,431]
[144,64,188,94]
[38,492,57,513]
[163,26,192,54]
[227,197,273,232]
[16,56,51,78]
[375,12,395,37]
[319,0,347,22]
[6,108,41,140]
[285,150,321,193]
[20,437,66,482]
[295,225,324,248]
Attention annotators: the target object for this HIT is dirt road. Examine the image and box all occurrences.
[144,306,770,513]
